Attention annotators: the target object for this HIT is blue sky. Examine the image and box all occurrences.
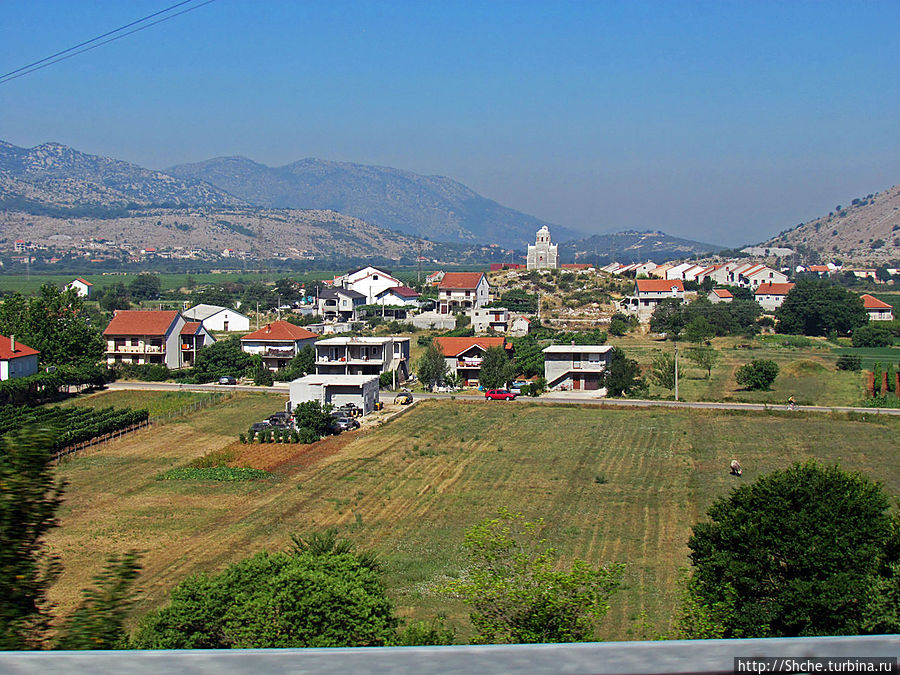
[2,0,899,246]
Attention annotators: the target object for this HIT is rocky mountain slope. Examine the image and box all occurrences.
[559,230,721,265]
[167,156,583,247]
[0,141,246,211]
[760,185,900,264]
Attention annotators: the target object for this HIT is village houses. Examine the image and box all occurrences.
[0,334,39,381]
[240,321,318,372]
[438,272,491,315]
[433,336,512,387]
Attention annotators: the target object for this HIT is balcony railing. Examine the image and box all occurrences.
[108,345,164,354]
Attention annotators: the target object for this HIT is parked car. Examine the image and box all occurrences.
[485,389,516,401]
[325,418,343,435]
[268,412,292,427]
[394,392,413,405]
[334,417,361,431]
[249,421,271,432]
[218,375,237,385]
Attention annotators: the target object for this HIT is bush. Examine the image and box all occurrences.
[836,354,862,371]
[735,359,779,390]
[852,324,894,348]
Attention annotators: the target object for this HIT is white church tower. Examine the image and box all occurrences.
[526,226,558,270]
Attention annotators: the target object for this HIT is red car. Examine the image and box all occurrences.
[485,389,516,401]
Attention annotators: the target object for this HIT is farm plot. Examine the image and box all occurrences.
[46,398,900,642]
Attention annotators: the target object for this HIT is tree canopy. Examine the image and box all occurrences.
[600,347,645,397]
[190,335,256,382]
[478,346,515,390]
[735,359,779,390]
[775,279,867,336]
[686,462,898,638]
[416,341,448,390]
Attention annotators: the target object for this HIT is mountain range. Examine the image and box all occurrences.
[559,230,721,265]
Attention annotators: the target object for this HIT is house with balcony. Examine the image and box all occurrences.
[103,310,186,369]
[861,294,894,321]
[240,321,318,372]
[754,282,795,312]
[472,307,509,334]
[433,336,512,387]
[620,279,685,322]
[314,336,410,380]
[180,322,216,367]
[543,345,612,391]
[331,266,403,304]
[317,288,365,322]
[182,304,250,333]
[438,272,491,315]
[0,335,39,381]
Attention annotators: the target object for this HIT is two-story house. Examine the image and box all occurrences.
[180,322,216,367]
[754,282,795,312]
[739,265,789,289]
[0,334,39,381]
[318,287,366,322]
[331,266,403,304]
[433,336,512,387]
[103,310,186,369]
[542,344,612,391]
[240,321,318,371]
[438,272,491,315]
[620,279,685,322]
[471,307,510,334]
[314,336,410,380]
[861,294,894,321]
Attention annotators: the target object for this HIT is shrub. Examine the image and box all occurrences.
[296,427,320,444]
[836,354,862,371]
[735,359,779,390]
[852,324,894,348]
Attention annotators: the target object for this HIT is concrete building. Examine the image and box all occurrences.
[317,287,366,322]
[861,294,894,321]
[179,322,216,368]
[314,336,410,380]
[620,279,685,322]
[433,336,512,387]
[288,374,380,416]
[241,321,318,371]
[509,315,531,337]
[471,307,509,334]
[708,288,733,304]
[66,278,92,297]
[331,266,403,304]
[182,304,251,333]
[526,226,559,270]
[103,310,186,369]
[0,335,39,381]
[542,345,612,391]
[438,272,491,315]
[754,282,795,312]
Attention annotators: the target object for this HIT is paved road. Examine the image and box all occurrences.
[105,381,900,416]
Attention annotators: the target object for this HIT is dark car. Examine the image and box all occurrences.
[249,421,271,432]
[268,412,292,427]
[485,389,516,401]
[218,376,237,385]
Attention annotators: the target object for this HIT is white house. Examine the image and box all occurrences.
[438,272,491,315]
[182,304,251,333]
[240,321,319,371]
[317,287,366,322]
[665,263,696,280]
[471,307,510,334]
[332,266,403,304]
[542,345,612,391]
[314,336,410,380]
[620,279,685,322]
[374,286,420,308]
[861,294,894,321]
[754,283,795,312]
[0,335,39,381]
[509,315,531,337]
[708,288,733,304]
[66,278,93,297]
[288,374,380,416]
[633,262,658,276]
[526,226,559,270]
[179,322,216,367]
[433,336,512,387]
[739,265,788,289]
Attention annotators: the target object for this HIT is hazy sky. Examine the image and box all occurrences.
[2,0,899,246]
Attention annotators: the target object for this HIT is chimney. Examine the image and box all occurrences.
[265,323,271,333]
[11,335,15,353]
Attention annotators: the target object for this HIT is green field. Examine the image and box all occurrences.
[60,389,224,418]
[46,394,900,641]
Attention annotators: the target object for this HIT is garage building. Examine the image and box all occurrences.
[288,374,380,415]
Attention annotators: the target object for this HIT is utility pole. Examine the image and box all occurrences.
[674,340,679,401]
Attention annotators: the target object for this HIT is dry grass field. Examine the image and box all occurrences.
[46,393,900,641]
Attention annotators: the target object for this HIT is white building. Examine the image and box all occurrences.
[0,335,40,381]
[240,321,318,371]
[374,286,420,308]
[66,278,93,297]
[103,310,187,369]
[471,307,509,334]
[542,345,612,391]
[620,279,685,322]
[288,374,380,416]
[332,266,403,304]
[438,272,491,315]
[182,304,251,332]
[861,294,894,321]
[708,289,733,304]
[754,283,795,312]
[314,336,410,380]
[526,226,559,270]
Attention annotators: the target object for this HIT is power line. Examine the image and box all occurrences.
[0,0,217,86]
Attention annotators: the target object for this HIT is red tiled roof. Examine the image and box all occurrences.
[181,321,202,335]
[433,336,510,357]
[73,277,93,286]
[103,310,180,336]
[711,289,733,298]
[439,272,485,290]
[241,321,318,342]
[562,263,592,270]
[383,286,420,298]
[0,334,40,360]
[754,283,795,296]
[861,294,892,310]
[636,279,684,293]
[808,265,830,272]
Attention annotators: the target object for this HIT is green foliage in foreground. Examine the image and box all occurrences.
[157,467,273,482]
[735,359,779,391]
[444,508,624,644]
[133,546,398,648]
[685,462,899,638]
[601,347,645,397]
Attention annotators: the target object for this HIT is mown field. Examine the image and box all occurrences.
[46,392,900,641]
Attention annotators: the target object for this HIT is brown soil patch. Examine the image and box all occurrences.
[229,430,364,473]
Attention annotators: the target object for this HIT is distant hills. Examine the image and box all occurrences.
[167,156,583,248]
[759,185,900,265]
[559,230,721,265]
